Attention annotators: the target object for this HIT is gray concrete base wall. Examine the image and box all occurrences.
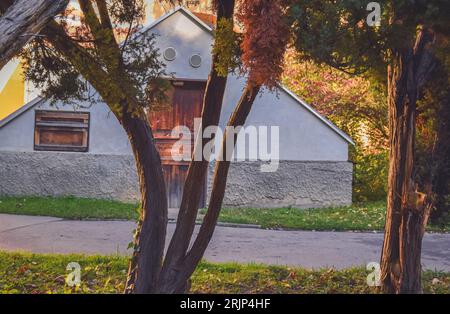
[0,151,139,202]
[208,161,353,209]
[0,151,353,208]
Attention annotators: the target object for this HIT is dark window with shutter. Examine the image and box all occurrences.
[34,110,90,152]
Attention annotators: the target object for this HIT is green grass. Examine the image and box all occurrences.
[0,196,138,220]
[202,201,450,232]
[0,251,449,294]
[1,197,449,232]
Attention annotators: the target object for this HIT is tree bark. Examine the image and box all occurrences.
[157,83,261,293]
[156,0,236,293]
[121,111,168,294]
[35,11,169,294]
[380,27,435,294]
[0,0,69,70]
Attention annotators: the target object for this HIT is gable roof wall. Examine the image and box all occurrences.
[0,6,354,146]
[142,6,354,145]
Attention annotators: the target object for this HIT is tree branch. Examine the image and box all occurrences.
[0,0,69,70]
[175,83,261,292]
[78,0,121,64]
[95,0,114,31]
[413,26,437,90]
[158,0,236,292]
[41,20,136,113]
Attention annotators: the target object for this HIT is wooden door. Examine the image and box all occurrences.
[148,81,207,208]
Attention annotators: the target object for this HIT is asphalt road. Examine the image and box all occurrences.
[1,213,449,271]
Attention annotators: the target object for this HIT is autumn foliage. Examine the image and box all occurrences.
[236,0,290,88]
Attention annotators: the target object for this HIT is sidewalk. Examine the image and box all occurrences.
[1,213,449,271]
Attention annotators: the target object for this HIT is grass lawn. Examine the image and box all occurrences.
[0,196,138,220]
[202,201,450,232]
[1,196,449,232]
[0,251,449,294]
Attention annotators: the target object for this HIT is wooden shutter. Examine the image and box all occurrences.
[34,110,90,152]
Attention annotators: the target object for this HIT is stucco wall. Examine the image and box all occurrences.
[0,151,139,202]
[0,99,133,155]
[220,76,350,161]
[148,10,213,80]
[0,151,352,208]
[148,10,351,162]
[208,161,353,209]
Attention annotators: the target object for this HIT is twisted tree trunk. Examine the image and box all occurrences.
[0,0,69,70]
[182,84,261,275]
[156,0,236,293]
[121,111,168,294]
[31,6,169,294]
[157,83,261,293]
[381,27,435,294]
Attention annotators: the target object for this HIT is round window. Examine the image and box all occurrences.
[189,54,202,68]
[163,47,177,61]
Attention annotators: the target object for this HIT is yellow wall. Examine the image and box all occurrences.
[0,63,25,120]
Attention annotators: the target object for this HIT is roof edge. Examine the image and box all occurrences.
[142,6,213,35]
[0,97,43,128]
[279,85,355,146]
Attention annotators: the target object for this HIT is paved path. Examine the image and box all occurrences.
[1,214,449,271]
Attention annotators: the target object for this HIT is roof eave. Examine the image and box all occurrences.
[141,6,213,35]
[280,85,355,146]
[0,97,44,128]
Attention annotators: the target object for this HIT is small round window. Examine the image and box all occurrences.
[189,54,202,68]
[163,47,177,61]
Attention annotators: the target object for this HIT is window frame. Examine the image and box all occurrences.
[34,110,90,153]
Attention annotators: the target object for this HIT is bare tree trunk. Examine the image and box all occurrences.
[121,111,168,294]
[157,0,236,293]
[157,83,261,293]
[34,4,169,294]
[0,0,69,70]
[381,27,435,294]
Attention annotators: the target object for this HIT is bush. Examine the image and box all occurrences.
[352,149,388,202]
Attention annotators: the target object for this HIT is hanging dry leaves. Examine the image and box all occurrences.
[236,0,290,89]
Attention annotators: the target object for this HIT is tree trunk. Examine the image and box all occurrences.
[157,83,261,293]
[36,8,169,295]
[0,0,69,70]
[121,111,168,294]
[156,0,236,293]
[380,27,435,294]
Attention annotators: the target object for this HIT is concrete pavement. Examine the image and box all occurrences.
[0,213,449,271]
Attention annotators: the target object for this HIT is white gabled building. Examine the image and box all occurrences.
[0,7,354,209]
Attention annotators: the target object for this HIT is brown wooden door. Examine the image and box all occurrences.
[148,81,207,208]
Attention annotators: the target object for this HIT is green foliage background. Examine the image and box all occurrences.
[282,53,388,202]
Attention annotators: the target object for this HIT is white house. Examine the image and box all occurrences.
[0,7,354,209]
